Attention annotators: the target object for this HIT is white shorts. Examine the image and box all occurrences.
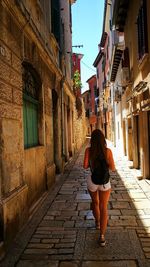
[87,175,111,192]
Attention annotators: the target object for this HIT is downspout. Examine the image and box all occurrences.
[61,76,65,171]
[113,84,116,146]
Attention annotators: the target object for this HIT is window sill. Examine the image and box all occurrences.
[24,145,44,150]
[138,53,149,70]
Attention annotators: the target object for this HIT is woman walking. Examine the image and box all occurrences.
[83,129,115,246]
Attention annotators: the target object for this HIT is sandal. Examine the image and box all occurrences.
[99,235,106,247]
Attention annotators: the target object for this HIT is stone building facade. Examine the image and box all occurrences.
[86,75,98,134]
[0,0,86,257]
[94,0,150,180]
[82,90,91,136]
[110,0,150,179]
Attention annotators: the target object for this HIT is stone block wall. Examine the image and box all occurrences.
[0,2,24,197]
[73,99,87,152]
[0,0,59,248]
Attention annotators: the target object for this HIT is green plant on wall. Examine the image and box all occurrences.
[73,70,83,118]
[73,70,82,95]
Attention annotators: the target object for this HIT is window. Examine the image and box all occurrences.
[51,0,60,44]
[94,85,97,97]
[95,105,97,115]
[22,62,41,148]
[107,43,109,59]
[102,54,106,72]
[86,109,90,118]
[87,93,89,103]
[96,67,99,79]
[137,0,148,60]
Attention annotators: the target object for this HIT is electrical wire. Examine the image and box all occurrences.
[81,61,96,72]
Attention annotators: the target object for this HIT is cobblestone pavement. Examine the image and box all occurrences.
[1,139,150,267]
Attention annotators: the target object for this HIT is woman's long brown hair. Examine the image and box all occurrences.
[89,129,107,168]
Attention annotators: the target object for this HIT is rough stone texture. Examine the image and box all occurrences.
[83,229,141,261]
[0,100,22,120]
[3,185,28,246]
[46,164,56,189]
[17,260,59,267]
[73,103,87,152]
[0,81,13,102]
[24,146,46,207]
[1,119,23,192]
[82,261,138,267]
[59,262,79,267]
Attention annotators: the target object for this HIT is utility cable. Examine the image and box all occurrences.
[81,61,96,72]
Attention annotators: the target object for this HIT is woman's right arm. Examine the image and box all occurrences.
[83,147,90,169]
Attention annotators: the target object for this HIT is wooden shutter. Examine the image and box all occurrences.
[22,62,41,149]
[23,97,39,148]
[137,0,148,59]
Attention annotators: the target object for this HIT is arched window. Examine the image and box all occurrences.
[22,62,41,148]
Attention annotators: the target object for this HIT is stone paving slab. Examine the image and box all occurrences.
[82,229,144,261]
[1,141,150,267]
[17,260,138,267]
[82,261,138,267]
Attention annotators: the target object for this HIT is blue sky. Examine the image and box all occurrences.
[72,0,105,93]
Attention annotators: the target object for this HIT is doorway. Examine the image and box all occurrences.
[135,115,140,169]
[127,117,133,160]
[52,89,59,173]
[123,120,127,155]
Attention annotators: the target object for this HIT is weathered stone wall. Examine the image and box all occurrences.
[0,3,24,197]
[73,99,87,152]
[0,0,61,247]
[0,1,28,246]
[0,0,87,254]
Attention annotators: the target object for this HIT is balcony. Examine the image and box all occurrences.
[110,31,125,82]
[110,0,130,83]
[112,30,125,51]
[112,0,130,32]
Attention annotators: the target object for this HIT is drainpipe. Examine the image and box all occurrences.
[61,76,65,171]
[113,84,116,146]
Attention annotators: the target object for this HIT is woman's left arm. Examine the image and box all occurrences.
[107,148,116,171]
[83,147,90,169]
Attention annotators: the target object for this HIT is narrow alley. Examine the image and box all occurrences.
[1,139,150,267]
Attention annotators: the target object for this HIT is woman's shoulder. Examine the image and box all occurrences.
[106,147,111,152]
[106,147,113,155]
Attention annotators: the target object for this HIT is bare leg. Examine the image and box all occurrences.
[88,190,100,227]
[99,189,111,236]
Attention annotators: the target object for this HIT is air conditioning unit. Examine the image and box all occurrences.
[121,67,130,86]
